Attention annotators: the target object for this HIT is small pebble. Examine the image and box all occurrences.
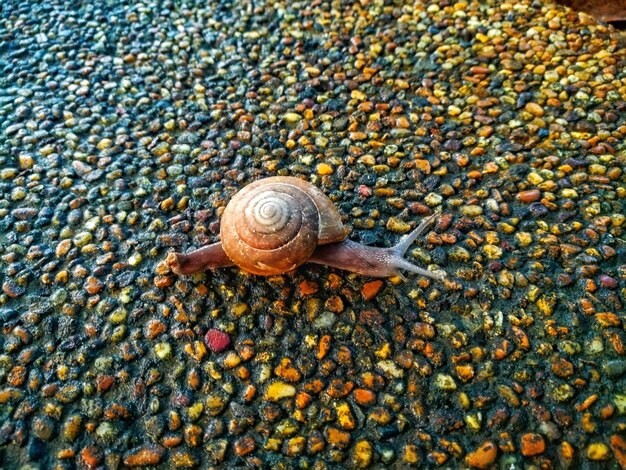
[205,329,231,353]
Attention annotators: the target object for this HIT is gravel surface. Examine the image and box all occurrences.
[1,0,625,468]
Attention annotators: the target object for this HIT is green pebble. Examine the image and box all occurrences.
[73,232,92,247]
[110,325,126,342]
[128,253,142,266]
[96,422,116,442]
[119,287,134,304]
[424,193,443,206]
[434,374,457,390]
[614,395,626,414]
[275,419,299,437]
[448,246,471,263]
[59,227,74,238]
[552,384,575,402]
[94,356,113,372]
[155,342,172,360]
[109,308,127,324]
[585,337,604,355]
[383,144,398,155]
[465,413,482,431]
[97,138,112,150]
[166,165,183,177]
[51,289,68,306]
[560,188,578,198]
[315,136,328,148]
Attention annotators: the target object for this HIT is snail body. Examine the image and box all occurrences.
[166,176,446,281]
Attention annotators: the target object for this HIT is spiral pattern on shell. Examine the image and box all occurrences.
[220,176,345,276]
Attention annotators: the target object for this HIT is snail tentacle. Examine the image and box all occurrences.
[391,210,440,258]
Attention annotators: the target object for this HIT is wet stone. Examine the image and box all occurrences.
[521,433,545,457]
[466,441,498,469]
[602,360,626,378]
[123,445,165,467]
[31,416,55,441]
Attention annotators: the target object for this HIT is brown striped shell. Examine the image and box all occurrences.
[220,176,346,276]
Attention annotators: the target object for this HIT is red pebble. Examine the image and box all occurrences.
[205,328,231,353]
[358,185,372,197]
[599,275,618,289]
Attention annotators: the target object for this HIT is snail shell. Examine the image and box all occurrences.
[220,176,346,275]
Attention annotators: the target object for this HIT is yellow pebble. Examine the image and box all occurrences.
[353,440,373,468]
[231,303,249,318]
[335,402,356,430]
[351,90,367,101]
[560,188,578,198]
[386,217,411,234]
[587,442,610,460]
[154,343,172,360]
[222,351,241,369]
[316,163,333,175]
[515,232,533,247]
[264,381,296,402]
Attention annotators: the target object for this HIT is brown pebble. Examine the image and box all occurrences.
[298,280,319,296]
[144,319,167,340]
[123,445,165,467]
[274,358,302,383]
[84,277,103,294]
[466,441,497,469]
[326,379,354,398]
[96,375,115,392]
[361,280,384,300]
[520,433,545,456]
[154,276,174,288]
[234,436,256,456]
[353,388,377,406]
[326,427,351,448]
[455,364,475,382]
[516,189,541,203]
[295,391,313,409]
[611,435,626,468]
[599,275,617,289]
[325,295,344,313]
[80,446,103,470]
[318,335,331,360]
[470,65,491,75]
[525,102,545,117]
[2,281,25,298]
[359,309,384,326]
[551,357,574,378]
[162,434,183,448]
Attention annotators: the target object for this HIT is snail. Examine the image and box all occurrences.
[166,176,446,281]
